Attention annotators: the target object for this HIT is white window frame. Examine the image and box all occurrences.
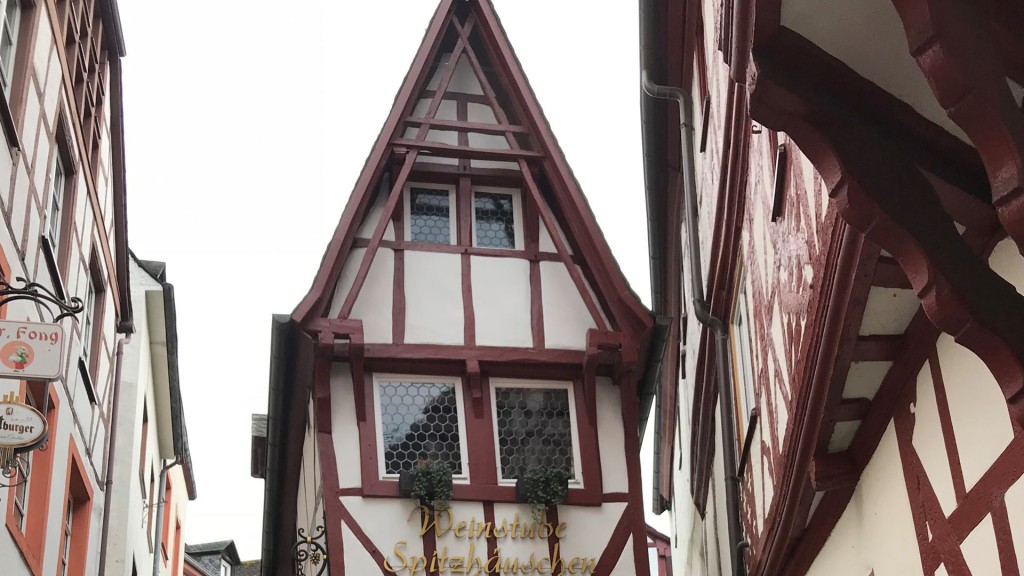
[471,186,524,250]
[60,494,73,576]
[0,0,20,96]
[489,379,583,488]
[221,558,231,576]
[46,154,67,252]
[372,373,470,482]
[730,283,757,442]
[403,183,457,245]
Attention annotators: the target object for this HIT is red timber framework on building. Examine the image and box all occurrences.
[647,0,1024,574]
[262,1,656,575]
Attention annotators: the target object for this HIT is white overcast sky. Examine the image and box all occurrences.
[116,0,663,560]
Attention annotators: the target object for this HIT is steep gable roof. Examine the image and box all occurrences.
[293,0,650,339]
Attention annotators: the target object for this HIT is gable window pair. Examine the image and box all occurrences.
[405,184,523,250]
[373,375,581,484]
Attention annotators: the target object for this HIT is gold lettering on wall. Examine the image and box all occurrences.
[385,506,598,575]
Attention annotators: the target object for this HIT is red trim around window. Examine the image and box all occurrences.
[161,474,172,563]
[355,370,603,504]
[171,517,183,576]
[6,383,60,576]
[57,439,94,576]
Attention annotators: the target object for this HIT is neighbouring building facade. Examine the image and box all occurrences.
[642,0,1024,575]
[257,1,663,575]
[184,540,261,576]
[0,2,136,576]
[101,256,197,576]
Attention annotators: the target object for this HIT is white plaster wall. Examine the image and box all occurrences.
[342,523,384,574]
[433,501,487,569]
[342,496,425,563]
[328,247,394,343]
[934,334,1013,489]
[807,423,922,575]
[961,515,1000,575]
[330,363,362,489]
[540,262,596,350]
[471,256,532,347]
[609,536,636,576]
[491,503,550,573]
[781,0,968,141]
[557,503,625,568]
[354,188,396,241]
[352,248,394,343]
[426,53,483,95]
[595,377,628,493]
[909,360,957,516]
[989,238,1024,296]
[538,217,573,255]
[405,251,463,345]
[296,400,321,539]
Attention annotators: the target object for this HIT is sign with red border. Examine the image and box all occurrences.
[0,319,64,381]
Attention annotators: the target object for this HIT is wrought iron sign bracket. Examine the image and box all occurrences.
[293,525,328,576]
[0,276,84,322]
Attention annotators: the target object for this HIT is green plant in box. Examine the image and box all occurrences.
[518,468,571,524]
[408,460,453,512]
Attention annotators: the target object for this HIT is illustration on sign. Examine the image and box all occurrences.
[0,320,64,381]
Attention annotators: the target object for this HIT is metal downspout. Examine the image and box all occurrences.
[97,334,131,576]
[152,457,181,576]
[642,70,748,576]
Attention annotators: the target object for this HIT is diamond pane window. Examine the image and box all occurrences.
[378,378,464,475]
[474,191,516,249]
[409,188,452,244]
[493,384,576,481]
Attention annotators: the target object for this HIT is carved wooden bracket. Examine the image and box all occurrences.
[310,319,366,423]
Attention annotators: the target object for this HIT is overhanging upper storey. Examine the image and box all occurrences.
[293,0,652,353]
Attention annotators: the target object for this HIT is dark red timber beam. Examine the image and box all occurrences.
[440,11,610,331]
[337,13,479,320]
[890,0,1024,254]
[730,4,1024,573]
[468,0,652,337]
[293,0,457,324]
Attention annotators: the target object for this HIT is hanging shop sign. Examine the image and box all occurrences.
[0,400,47,450]
[0,320,64,381]
[385,506,598,575]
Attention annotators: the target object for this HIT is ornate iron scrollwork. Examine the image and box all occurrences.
[0,276,84,321]
[294,525,328,576]
[0,452,30,488]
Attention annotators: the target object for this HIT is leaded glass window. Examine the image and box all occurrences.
[408,188,452,244]
[493,384,576,481]
[474,191,516,249]
[377,378,464,475]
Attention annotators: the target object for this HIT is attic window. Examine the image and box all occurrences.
[473,188,522,250]
[406,185,456,244]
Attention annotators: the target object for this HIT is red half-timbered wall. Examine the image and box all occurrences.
[651,0,1024,575]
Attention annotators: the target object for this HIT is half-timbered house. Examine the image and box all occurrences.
[257,1,662,575]
[642,0,1024,574]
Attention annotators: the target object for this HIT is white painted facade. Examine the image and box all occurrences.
[0,2,132,576]
[102,259,194,576]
